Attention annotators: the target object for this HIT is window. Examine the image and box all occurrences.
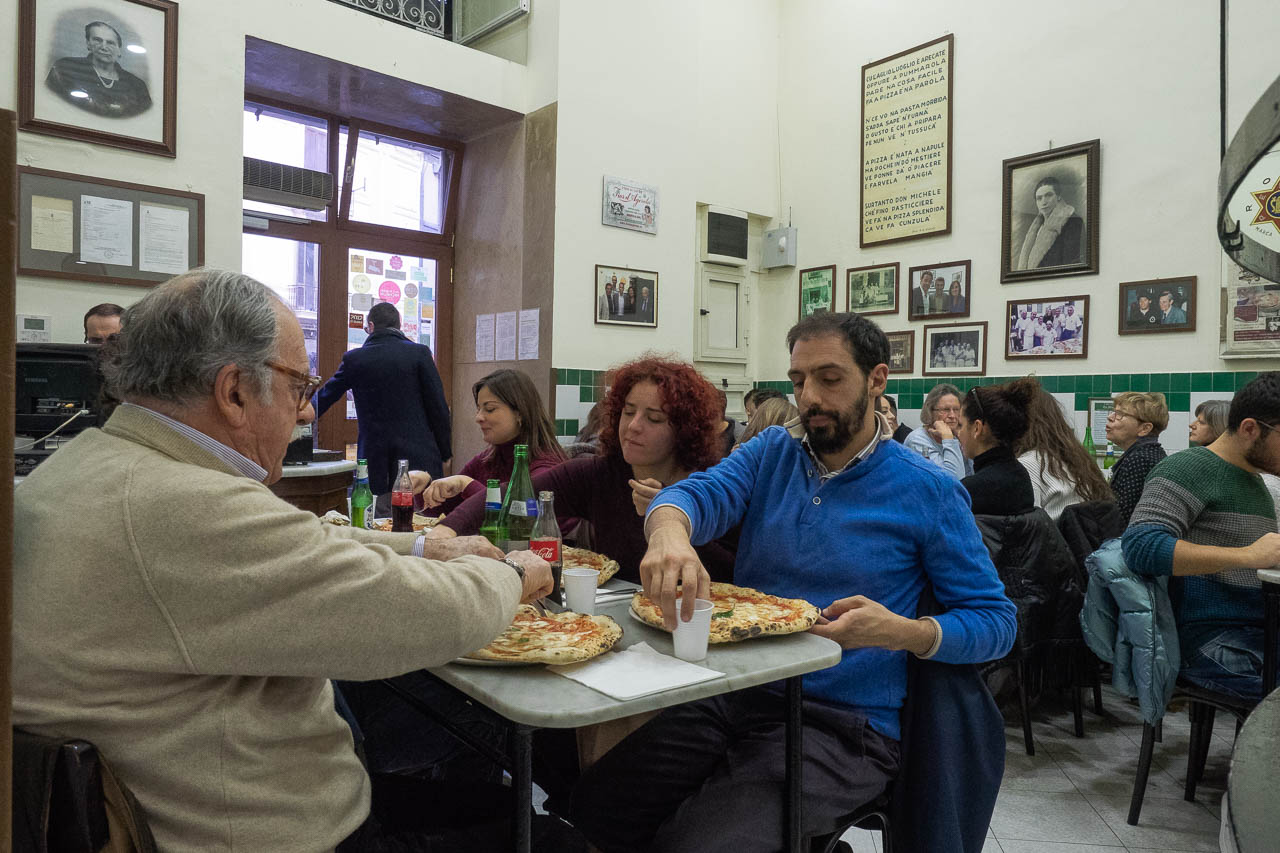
[347,130,451,234]
[243,104,330,222]
[242,234,321,375]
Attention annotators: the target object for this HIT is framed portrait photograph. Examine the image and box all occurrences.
[907,259,971,320]
[846,262,899,316]
[922,322,987,376]
[1005,294,1090,359]
[885,330,915,374]
[594,264,658,328]
[1001,139,1100,283]
[1118,276,1196,335]
[799,264,836,318]
[19,0,178,157]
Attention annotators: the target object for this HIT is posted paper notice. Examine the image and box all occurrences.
[80,195,133,266]
[30,195,74,253]
[139,203,190,274]
[518,308,540,360]
[475,313,496,362]
[495,311,518,361]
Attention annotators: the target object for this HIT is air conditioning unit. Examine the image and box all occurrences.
[242,157,334,212]
[454,0,530,45]
[701,206,749,267]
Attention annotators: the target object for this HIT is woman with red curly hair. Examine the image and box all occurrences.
[434,354,736,582]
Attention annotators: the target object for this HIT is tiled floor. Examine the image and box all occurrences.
[840,684,1232,852]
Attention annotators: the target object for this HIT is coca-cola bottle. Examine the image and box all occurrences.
[391,459,414,532]
[529,490,563,603]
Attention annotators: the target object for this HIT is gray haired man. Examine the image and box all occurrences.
[12,269,553,850]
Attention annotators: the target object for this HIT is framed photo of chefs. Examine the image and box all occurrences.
[922,322,987,376]
[18,0,179,157]
[594,264,658,327]
[1005,295,1090,359]
[1117,276,1197,335]
[1000,139,1100,283]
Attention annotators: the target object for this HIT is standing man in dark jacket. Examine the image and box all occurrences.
[315,303,451,506]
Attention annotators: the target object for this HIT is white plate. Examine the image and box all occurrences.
[628,606,670,633]
[452,656,542,668]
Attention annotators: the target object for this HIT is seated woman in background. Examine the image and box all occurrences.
[905,382,972,478]
[1189,399,1229,446]
[954,378,1037,515]
[1105,391,1169,524]
[433,354,736,582]
[409,369,566,517]
[735,396,799,449]
[1015,383,1113,520]
[744,387,786,418]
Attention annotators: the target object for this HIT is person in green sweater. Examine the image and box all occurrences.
[1122,372,1280,701]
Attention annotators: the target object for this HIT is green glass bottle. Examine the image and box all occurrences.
[1103,444,1117,470]
[479,479,503,546]
[1082,423,1096,459]
[497,445,538,551]
[350,458,373,529]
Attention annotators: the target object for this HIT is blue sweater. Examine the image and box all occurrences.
[649,426,1016,739]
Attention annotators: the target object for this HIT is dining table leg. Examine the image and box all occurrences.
[785,675,804,853]
[512,724,533,853]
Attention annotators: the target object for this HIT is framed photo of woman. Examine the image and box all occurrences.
[1001,139,1100,283]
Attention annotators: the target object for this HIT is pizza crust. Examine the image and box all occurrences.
[630,582,820,644]
[562,546,621,587]
[464,605,623,664]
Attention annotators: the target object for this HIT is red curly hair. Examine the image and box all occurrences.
[598,354,722,472]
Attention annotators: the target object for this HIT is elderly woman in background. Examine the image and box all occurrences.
[1015,383,1113,521]
[1106,391,1170,524]
[735,396,800,449]
[1189,399,1229,447]
[904,382,972,478]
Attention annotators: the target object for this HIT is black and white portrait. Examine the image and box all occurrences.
[923,322,987,376]
[1001,140,1100,283]
[21,0,178,156]
[846,263,899,316]
[885,330,914,374]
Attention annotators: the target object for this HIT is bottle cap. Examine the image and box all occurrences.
[539,490,553,500]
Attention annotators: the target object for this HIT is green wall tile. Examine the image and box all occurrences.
[1036,376,1056,392]
[1150,374,1170,392]
[904,393,923,408]
[556,368,568,384]
[1169,373,1190,392]
[1167,392,1190,412]
[579,385,593,403]
[1236,371,1259,389]
[1074,393,1090,411]
[1191,373,1212,391]
[1213,372,1234,392]
[1092,375,1111,393]
[1111,374,1130,392]
[566,419,580,435]
[1130,374,1150,391]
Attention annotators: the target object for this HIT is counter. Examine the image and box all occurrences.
[269,460,355,516]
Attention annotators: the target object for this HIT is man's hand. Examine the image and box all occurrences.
[1239,532,1280,569]
[409,470,432,495]
[419,535,503,562]
[628,478,663,517]
[640,508,710,630]
[505,550,554,603]
[809,595,935,654]
[926,419,954,442]
[424,524,458,540]
[422,475,474,508]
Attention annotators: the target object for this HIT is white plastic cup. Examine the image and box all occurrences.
[671,598,714,662]
[563,568,599,614]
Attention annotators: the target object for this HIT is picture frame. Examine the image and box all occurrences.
[1118,276,1197,335]
[1221,258,1280,357]
[1001,139,1100,283]
[798,264,836,318]
[846,262,899,316]
[1087,396,1115,456]
[885,330,915,374]
[907,259,971,320]
[1005,294,1090,360]
[594,264,658,328]
[19,0,178,157]
[922,322,986,376]
[601,175,658,235]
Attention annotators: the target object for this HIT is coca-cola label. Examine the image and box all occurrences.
[391,491,413,507]
[529,538,560,564]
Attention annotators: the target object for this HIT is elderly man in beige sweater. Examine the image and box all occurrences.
[12,269,554,851]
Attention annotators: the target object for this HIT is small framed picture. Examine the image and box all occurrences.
[1005,295,1090,359]
[846,262,899,316]
[1001,139,1100,283]
[799,264,836,318]
[1118,276,1196,335]
[594,264,658,328]
[1087,397,1115,456]
[922,322,987,376]
[885,330,915,374]
[907,259,971,320]
[19,0,179,157]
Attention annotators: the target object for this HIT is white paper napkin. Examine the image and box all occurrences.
[549,641,724,700]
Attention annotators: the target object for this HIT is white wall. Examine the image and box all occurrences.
[3,0,526,342]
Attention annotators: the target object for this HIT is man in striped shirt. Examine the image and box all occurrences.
[1122,373,1280,700]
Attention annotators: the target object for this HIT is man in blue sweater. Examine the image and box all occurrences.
[569,312,1016,852]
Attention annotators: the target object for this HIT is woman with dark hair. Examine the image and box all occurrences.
[432,354,735,582]
[408,369,566,515]
[1015,383,1112,520]
[954,378,1039,515]
[946,280,966,313]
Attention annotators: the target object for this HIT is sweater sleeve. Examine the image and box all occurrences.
[443,455,594,535]
[1120,458,1197,577]
[647,429,770,544]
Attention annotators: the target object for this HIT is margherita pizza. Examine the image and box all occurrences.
[463,605,623,664]
[562,546,621,586]
[630,582,820,643]
[374,513,444,533]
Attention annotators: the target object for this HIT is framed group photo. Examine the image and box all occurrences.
[1001,139,1100,283]
[885,330,915,374]
[594,264,658,327]
[799,264,835,318]
[922,322,987,376]
[1006,295,1090,359]
[19,0,178,157]
[847,262,899,316]
[1118,276,1196,334]
[907,259,971,320]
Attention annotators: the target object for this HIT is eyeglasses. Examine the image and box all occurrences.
[968,389,985,422]
[1107,409,1140,422]
[265,359,322,413]
[1256,420,1280,438]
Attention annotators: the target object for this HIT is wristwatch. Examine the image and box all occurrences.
[502,557,525,579]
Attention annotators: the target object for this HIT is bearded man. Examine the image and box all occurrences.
[568,311,1016,852]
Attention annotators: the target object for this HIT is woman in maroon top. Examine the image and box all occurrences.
[408,369,566,516]
[433,355,736,582]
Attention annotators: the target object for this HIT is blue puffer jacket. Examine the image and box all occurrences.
[1079,538,1180,724]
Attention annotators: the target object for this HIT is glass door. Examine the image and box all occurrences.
[242,234,321,374]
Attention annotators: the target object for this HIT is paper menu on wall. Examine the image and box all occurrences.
[138,203,189,274]
[30,195,74,253]
[475,313,495,362]
[518,308,540,360]
[495,311,518,361]
[79,196,133,265]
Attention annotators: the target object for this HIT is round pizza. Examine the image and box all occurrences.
[374,513,444,533]
[463,605,623,664]
[562,546,621,587]
[630,582,820,644]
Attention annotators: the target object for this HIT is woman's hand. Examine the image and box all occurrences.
[927,419,954,442]
[408,470,432,495]
[422,475,474,508]
[628,478,663,517]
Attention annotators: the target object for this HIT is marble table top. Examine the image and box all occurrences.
[429,599,843,728]
[1227,687,1280,852]
[277,460,356,478]
[1256,568,1280,586]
